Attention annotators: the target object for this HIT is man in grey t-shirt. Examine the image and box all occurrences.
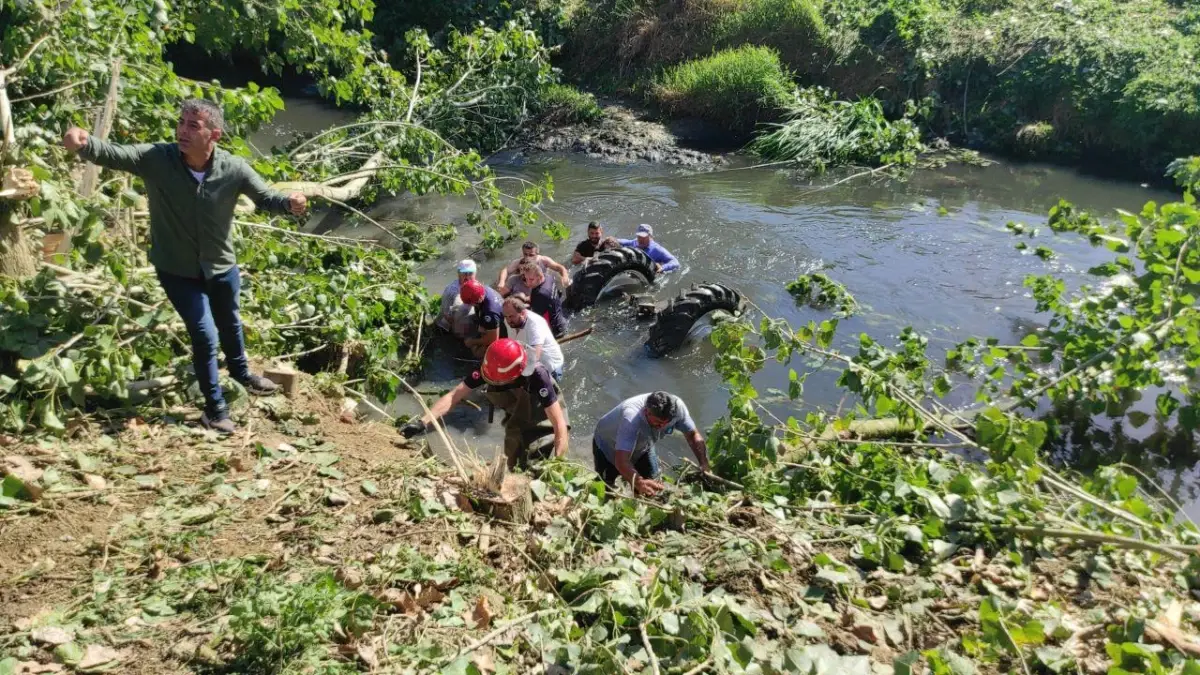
[592,391,710,496]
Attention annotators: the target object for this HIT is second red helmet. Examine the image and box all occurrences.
[481,338,527,385]
[459,280,486,305]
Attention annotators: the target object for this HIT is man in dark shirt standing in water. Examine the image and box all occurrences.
[572,221,603,264]
[399,339,569,467]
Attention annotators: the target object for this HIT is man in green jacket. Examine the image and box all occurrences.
[63,99,308,434]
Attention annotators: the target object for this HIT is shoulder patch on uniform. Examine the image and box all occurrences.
[539,388,549,398]
[472,371,481,379]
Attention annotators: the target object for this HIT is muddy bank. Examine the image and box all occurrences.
[523,101,725,165]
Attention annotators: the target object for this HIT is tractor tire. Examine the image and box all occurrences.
[566,247,657,310]
[645,283,746,357]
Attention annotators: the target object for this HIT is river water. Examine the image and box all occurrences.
[255,103,1200,510]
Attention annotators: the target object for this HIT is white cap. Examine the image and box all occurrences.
[456,259,477,274]
[635,224,653,237]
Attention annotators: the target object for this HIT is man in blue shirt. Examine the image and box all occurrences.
[618,224,680,273]
[592,391,710,496]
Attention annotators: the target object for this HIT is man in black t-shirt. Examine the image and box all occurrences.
[572,221,603,265]
[399,339,569,467]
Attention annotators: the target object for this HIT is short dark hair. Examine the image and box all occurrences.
[598,236,622,251]
[180,98,225,132]
[587,221,600,230]
[521,241,537,250]
[646,391,677,420]
[518,258,542,276]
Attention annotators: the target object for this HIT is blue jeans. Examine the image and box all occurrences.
[592,439,660,486]
[156,266,251,416]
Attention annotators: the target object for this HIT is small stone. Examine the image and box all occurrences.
[77,644,121,672]
[326,490,350,507]
[1030,585,1050,601]
[372,509,396,524]
[228,457,250,472]
[866,596,888,611]
[317,544,337,558]
[84,474,107,490]
[335,567,364,589]
[851,622,882,645]
[30,626,73,646]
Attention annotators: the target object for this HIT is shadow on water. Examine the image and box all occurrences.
[254,101,1196,512]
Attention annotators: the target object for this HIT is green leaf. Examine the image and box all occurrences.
[360,480,378,496]
[1021,334,1040,347]
[0,657,18,675]
[660,612,680,635]
[55,642,85,665]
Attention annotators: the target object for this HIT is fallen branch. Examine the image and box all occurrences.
[440,609,558,667]
[557,326,593,345]
[640,622,661,675]
[985,524,1190,560]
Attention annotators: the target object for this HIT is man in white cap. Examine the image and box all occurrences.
[436,259,479,337]
[618,224,680,273]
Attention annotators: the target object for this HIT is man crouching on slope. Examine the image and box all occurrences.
[63,99,308,434]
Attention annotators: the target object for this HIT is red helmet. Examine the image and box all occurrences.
[460,280,486,305]
[481,339,526,385]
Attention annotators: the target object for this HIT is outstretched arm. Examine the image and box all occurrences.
[243,164,307,216]
[422,382,472,424]
[657,246,680,273]
[65,128,152,175]
[684,430,710,473]
[542,256,572,287]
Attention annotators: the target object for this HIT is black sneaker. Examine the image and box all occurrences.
[201,410,236,434]
[239,374,280,396]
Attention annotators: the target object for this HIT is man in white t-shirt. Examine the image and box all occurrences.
[502,295,564,380]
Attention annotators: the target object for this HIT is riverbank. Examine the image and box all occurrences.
[553,0,1200,181]
[3,369,1196,674]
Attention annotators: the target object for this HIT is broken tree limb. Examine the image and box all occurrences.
[237,151,386,215]
[77,57,121,198]
[780,414,972,463]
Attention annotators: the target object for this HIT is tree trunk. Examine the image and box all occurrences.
[0,207,38,279]
[0,167,41,279]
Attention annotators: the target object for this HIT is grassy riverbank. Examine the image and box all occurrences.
[557,0,1200,178]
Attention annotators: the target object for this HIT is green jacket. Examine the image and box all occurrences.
[79,138,292,279]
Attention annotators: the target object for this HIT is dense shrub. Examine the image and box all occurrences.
[750,87,923,169]
[536,83,604,125]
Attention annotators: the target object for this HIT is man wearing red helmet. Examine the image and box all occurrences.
[399,339,569,467]
[459,279,504,358]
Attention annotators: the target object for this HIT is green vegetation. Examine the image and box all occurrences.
[2,166,1199,671]
[535,83,604,126]
[560,0,1200,178]
[751,86,924,169]
[785,271,862,316]
[652,45,793,133]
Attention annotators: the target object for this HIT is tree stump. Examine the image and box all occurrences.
[473,474,533,524]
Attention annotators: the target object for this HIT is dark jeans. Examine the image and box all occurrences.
[156,266,251,416]
[592,439,660,486]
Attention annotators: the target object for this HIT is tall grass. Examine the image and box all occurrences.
[651,45,793,133]
[537,83,604,125]
[749,87,924,170]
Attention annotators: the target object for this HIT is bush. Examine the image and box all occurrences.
[536,83,604,125]
[749,87,923,170]
[651,46,793,133]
